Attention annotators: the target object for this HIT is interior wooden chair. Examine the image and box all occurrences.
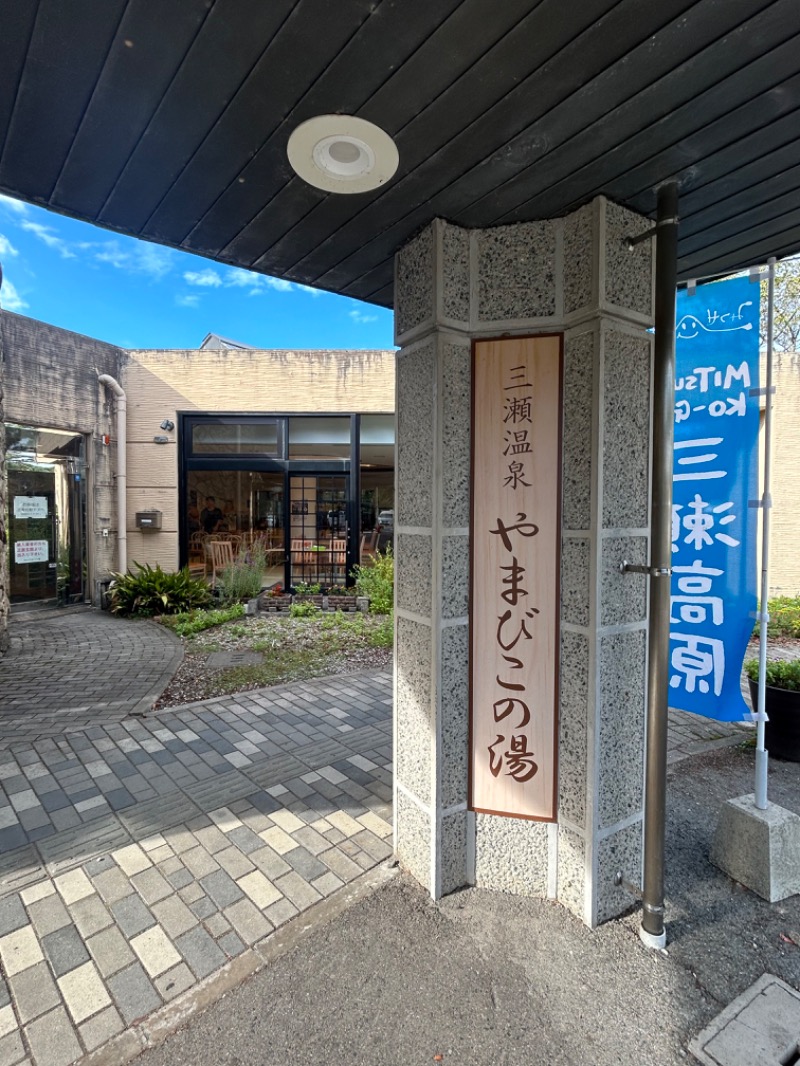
[208,539,235,585]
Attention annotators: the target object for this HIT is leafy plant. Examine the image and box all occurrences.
[327,584,355,597]
[369,611,394,648]
[293,582,322,597]
[765,596,800,639]
[217,543,267,605]
[745,657,800,691]
[290,600,321,618]
[161,603,245,636]
[352,545,394,614]
[109,563,210,617]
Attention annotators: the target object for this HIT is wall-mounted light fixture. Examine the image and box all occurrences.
[159,419,175,432]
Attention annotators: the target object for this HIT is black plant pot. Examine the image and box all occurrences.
[748,679,800,762]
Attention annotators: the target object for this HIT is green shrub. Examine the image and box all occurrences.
[161,603,245,636]
[352,546,394,614]
[293,582,322,597]
[109,563,210,617]
[290,601,321,618]
[766,596,800,639]
[744,657,800,691]
[369,611,394,648]
[217,543,267,605]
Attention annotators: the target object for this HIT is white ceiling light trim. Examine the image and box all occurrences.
[287,115,398,194]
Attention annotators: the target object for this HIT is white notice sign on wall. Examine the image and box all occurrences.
[14,540,49,564]
[13,496,48,518]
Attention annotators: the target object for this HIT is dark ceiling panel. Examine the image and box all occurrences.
[0,0,799,300]
[51,0,213,218]
[0,1,38,154]
[277,0,700,288]
[493,0,795,222]
[99,0,297,231]
[185,0,468,262]
[141,0,376,245]
[0,0,126,200]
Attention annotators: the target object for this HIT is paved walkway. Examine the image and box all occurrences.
[0,610,181,744]
[0,608,749,1066]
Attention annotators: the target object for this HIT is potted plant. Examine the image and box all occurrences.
[744,658,800,761]
[262,582,292,613]
[293,582,325,608]
[326,584,359,612]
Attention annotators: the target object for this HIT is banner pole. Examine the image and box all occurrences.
[640,182,678,950]
[754,257,775,811]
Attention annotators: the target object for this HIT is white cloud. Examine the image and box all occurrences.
[0,194,28,216]
[0,276,28,312]
[296,283,322,298]
[263,276,292,293]
[95,240,173,280]
[184,268,223,288]
[21,220,75,259]
[176,293,201,308]
[0,233,19,258]
[348,308,378,325]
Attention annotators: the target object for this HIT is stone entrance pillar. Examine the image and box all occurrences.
[393,197,655,926]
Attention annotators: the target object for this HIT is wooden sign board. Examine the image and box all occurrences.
[469,335,562,821]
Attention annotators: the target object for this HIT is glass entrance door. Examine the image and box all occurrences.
[289,475,349,590]
[7,425,87,607]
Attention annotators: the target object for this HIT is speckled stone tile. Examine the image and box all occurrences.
[597,630,646,829]
[395,223,435,341]
[475,814,549,897]
[397,340,435,528]
[395,792,431,891]
[557,824,586,919]
[602,328,651,529]
[395,617,433,807]
[563,203,596,315]
[601,536,648,626]
[442,536,469,619]
[560,537,591,627]
[395,534,432,616]
[603,199,653,318]
[441,222,470,325]
[475,221,557,322]
[562,329,596,532]
[596,819,643,924]
[558,630,589,829]
[441,624,469,811]
[440,810,468,895]
[441,340,471,530]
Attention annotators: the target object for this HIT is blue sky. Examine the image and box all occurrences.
[0,193,395,350]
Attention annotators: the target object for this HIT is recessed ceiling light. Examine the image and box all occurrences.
[287,115,399,194]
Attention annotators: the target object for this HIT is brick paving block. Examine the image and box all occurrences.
[107,962,162,1026]
[248,846,292,881]
[151,897,197,939]
[181,846,220,880]
[86,926,134,979]
[0,978,9,1009]
[58,960,111,1024]
[162,826,196,854]
[69,895,113,939]
[130,926,181,979]
[165,867,194,891]
[191,825,229,855]
[326,810,363,837]
[174,926,226,980]
[214,847,256,881]
[111,843,151,877]
[237,871,282,911]
[200,869,244,909]
[189,896,216,921]
[320,849,363,882]
[177,882,204,906]
[25,1006,82,1066]
[0,926,44,977]
[203,912,231,939]
[10,961,61,1024]
[41,924,91,978]
[352,850,375,871]
[18,882,54,908]
[274,871,322,911]
[264,897,297,929]
[312,871,345,897]
[225,825,265,855]
[259,826,297,855]
[154,962,194,1003]
[53,869,95,906]
[218,931,245,958]
[110,894,156,939]
[0,1030,26,1066]
[131,867,173,906]
[0,899,28,939]
[352,828,392,861]
[292,825,332,856]
[287,847,329,882]
[91,867,132,906]
[78,1003,124,1053]
[322,826,347,846]
[0,1005,16,1039]
[223,899,272,946]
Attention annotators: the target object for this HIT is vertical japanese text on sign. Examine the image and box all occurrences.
[470,335,562,820]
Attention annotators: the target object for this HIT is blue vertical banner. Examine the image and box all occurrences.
[670,276,760,721]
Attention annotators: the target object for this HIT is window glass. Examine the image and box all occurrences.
[288,417,350,460]
[191,420,279,456]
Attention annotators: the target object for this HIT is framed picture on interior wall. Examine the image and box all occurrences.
[291,500,308,515]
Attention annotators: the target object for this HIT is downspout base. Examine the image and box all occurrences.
[639,924,667,951]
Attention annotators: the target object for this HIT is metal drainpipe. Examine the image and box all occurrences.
[97,374,127,575]
[640,182,679,950]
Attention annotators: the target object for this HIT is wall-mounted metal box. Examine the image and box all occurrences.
[135,510,162,530]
